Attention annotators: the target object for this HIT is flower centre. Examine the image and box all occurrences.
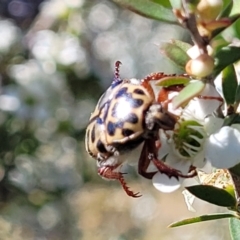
[173,120,206,158]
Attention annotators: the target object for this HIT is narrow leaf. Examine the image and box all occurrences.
[155,76,190,87]
[222,64,238,105]
[160,42,190,70]
[168,0,181,8]
[186,185,237,207]
[223,114,240,126]
[169,213,237,228]
[150,0,172,8]
[172,81,205,109]
[112,0,178,24]
[235,84,240,103]
[213,46,240,77]
[229,164,240,178]
[219,0,233,18]
[229,218,240,240]
[230,0,240,16]
[171,39,192,52]
[228,169,240,209]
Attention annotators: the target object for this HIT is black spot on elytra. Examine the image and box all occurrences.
[130,98,143,108]
[133,88,145,95]
[97,140,107,153]
[96,117,103,124]
[125,113,138,124]
[115,87,128,98]
[107,121,116,136]
[122,128,134,137]
[91,125,96,143]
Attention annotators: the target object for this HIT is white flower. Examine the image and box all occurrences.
[184,83,223,120]
[152,83,223,193]
[205,126,240,168]
[152,172,182,193]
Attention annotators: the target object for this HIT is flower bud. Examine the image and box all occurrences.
[185,54,214,78]
[197,0,223,22]
[187,45,213,59]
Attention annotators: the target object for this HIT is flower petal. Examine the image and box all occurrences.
[185,83,222,120]
[191,150,206,168]
[182,189,196,212]
[205,126,240,168]
[204,116,224,135]
[158,130,171,159]
[164,152,191,173]
[152,172,182,193]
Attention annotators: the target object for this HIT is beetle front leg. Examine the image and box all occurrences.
[98,165,141,198]
[138,137,197,180]
[151,157,197,179]
[138,139,157,179]
[145,103,177,131]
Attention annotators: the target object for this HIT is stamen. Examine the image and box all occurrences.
[183,142,201,151]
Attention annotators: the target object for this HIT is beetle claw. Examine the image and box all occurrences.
[118,174,142,198]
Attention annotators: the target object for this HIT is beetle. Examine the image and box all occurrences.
[85,61,196,197]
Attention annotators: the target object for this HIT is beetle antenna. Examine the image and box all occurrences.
[114,61,122,81]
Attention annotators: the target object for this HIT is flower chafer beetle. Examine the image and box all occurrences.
[85,61,196,197]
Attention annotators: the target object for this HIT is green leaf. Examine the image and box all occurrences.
[235,85,240,103]
[160,42,190,70]
[229,218,240,240]
[150,0,172,8]
[235,84,240,103]
[219,0,233,18]
[169,213,237,228]
[222,64,238,105]
[112,0,178,24]
[168,0,181,9]
[213,46,240,77]
[230,0,240,16]
[171,39,192,52]
[172,81,205,109]
[186,185,237,207]
[230,163,240,177]
[155,76,190,87]
[223,114,240,126]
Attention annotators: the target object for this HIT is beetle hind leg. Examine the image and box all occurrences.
[98,165,141,198]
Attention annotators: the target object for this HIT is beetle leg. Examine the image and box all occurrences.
[98,165,141,198]
[145,103,177,131]
[118,174,142,198]
[138,137,197,179]
[151,157,197,179]
[148,137,198,179]
[138,139,157,179]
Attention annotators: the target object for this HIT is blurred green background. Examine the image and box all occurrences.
[0,0,231,239]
